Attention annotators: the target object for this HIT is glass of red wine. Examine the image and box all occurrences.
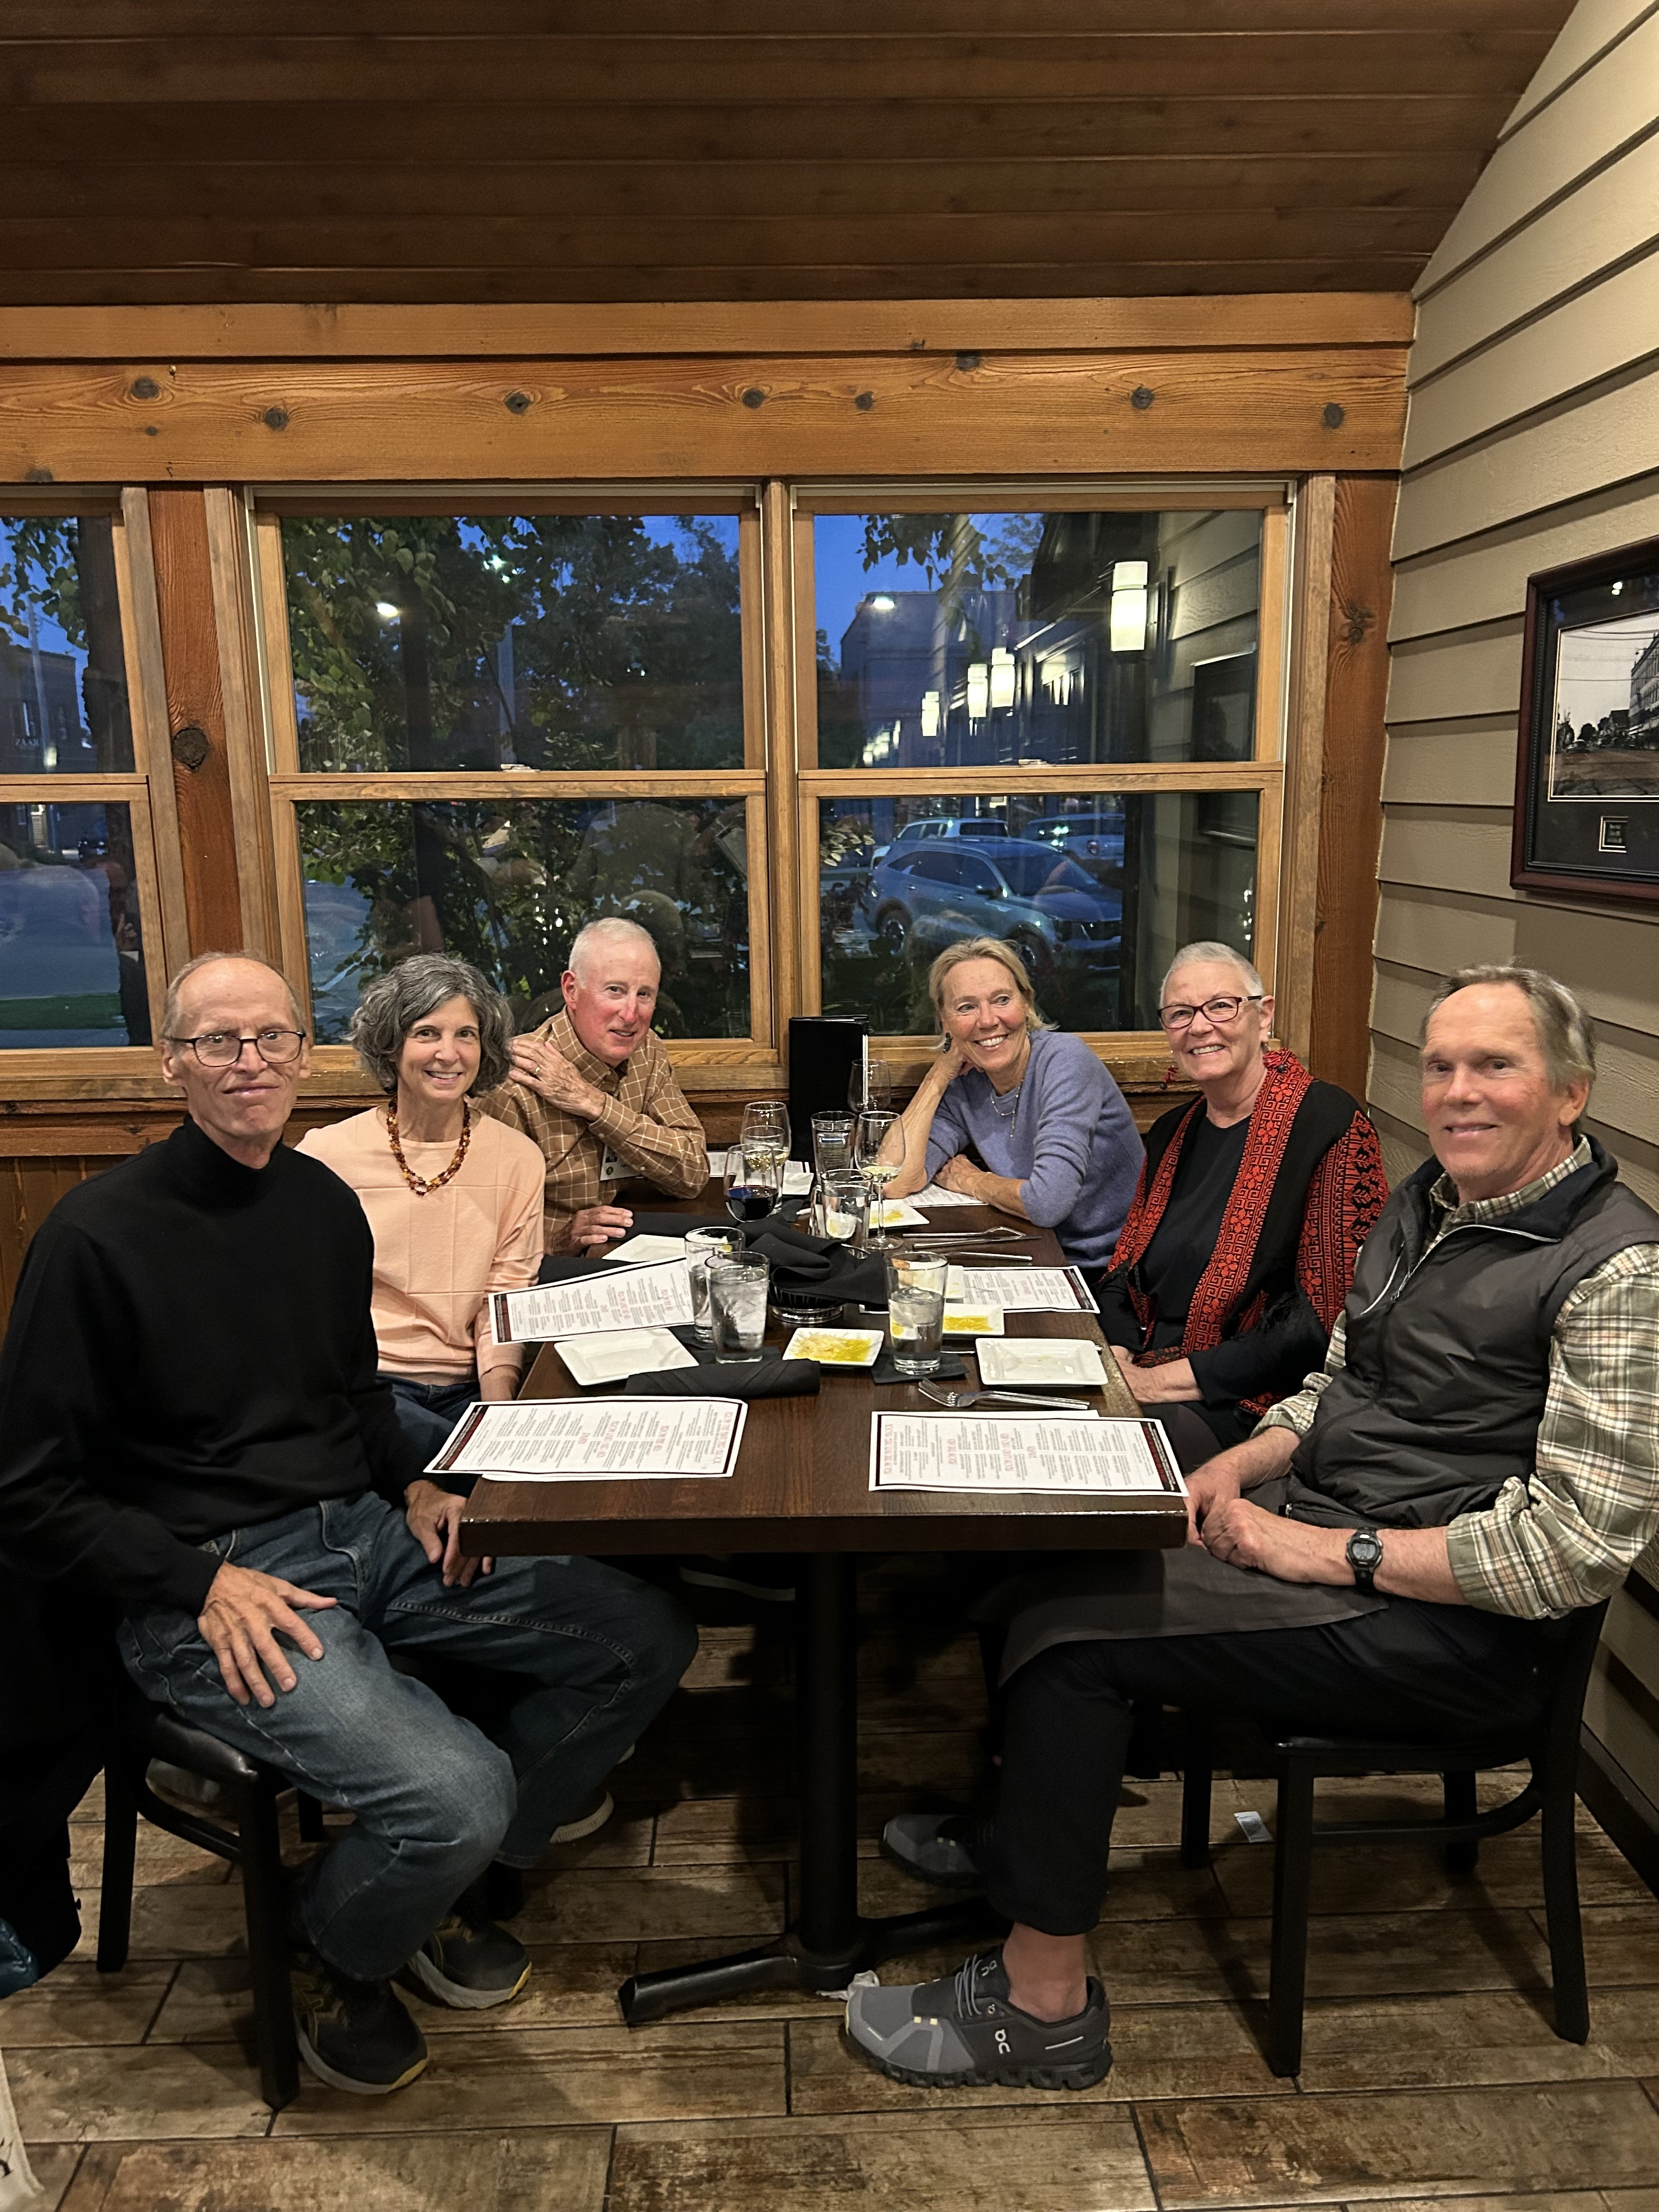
[723,1142,781,1226]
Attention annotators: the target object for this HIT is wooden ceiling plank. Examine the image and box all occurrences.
[0,295,1418,360]
[0,32,1558,106]
[0,261,1433,308]
[0,154,1488,221]
[0,350,1408,481]
[0,209,1457,268]
[0,98,1523,164]
[0,1,1577,32]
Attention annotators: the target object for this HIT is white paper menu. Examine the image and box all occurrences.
[488,1260,693,1344]
[942,1265,1098,1313]
[870,1412,1183,1496]
[430,1396,747,1483]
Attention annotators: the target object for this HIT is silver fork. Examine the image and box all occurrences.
[917,1381,1092,1413]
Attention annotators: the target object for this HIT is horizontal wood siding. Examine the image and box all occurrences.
[1375,0,1659,1786]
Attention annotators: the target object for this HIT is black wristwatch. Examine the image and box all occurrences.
[1346,1528,1384,1593]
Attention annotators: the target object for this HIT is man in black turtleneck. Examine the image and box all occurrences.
[0,953,694,2097]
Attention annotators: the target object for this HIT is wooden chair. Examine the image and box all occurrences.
[1178,1598,1611,2076]
[97,1696,325,2113]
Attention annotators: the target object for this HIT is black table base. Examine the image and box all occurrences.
[618,1553,1003,2027]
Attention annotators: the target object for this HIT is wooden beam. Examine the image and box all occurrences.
[1308,472,1397,1099]
[146,488,244,956]
[0,295,1417,360]
[0,350,1409,482]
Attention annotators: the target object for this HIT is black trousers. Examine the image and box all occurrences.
[977,1598,1562,1936]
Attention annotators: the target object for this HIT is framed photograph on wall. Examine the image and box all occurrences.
[1513,537,1659,902]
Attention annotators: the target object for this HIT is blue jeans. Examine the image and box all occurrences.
[118,1491,696,1982]
[386,1374,478,1466]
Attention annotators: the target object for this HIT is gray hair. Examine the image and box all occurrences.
[347,954,514,1096]
[162,951,303,1040]
[1423,964,1596,1094]
[928,936,1054,1034]
[567,915,661,982]
[1159,940,1265,1006]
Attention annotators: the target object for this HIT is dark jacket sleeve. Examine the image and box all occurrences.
[0,1218,221,1617]
[1188,1291,1331,1406]
[332,1198,432,1505]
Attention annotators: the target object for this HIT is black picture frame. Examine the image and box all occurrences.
[1513,535,1659,903]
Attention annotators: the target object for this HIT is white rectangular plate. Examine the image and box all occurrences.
[603,1234,689,1266]
[783,1325,885,1368]
[872,1199,929,1228]
[555,1327,699,1388]
[942,1305,1005,1336]
[975,1338,1109,1390]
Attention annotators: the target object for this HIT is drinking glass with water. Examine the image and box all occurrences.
[685,1226,740,1346]
[709,1251,771,1362]
[885,1253,949,1377]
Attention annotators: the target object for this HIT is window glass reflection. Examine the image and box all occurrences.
[814,510,1260,770]
[819,791,1256,1032]
[0,802,149,1046]
[298,798,749,1042]
[0,514,136,774]
[283,514,745,773]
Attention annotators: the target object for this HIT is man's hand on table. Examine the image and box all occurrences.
[1111,1344,1201,1403]
[507,1036,606,1119]
[406,1477,494,1590]
[197,1561,337,1708]
[556,1203,634,1254]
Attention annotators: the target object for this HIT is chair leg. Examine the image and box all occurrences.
[1443,1769,1479,1876]
[1267,1759,1316,2078]
[95,1759,139,1974]
[295,1792,326,1846]
[236,1776,301,2112]
[1180,1717,1214,1869]
[1540,1774,1590,2044]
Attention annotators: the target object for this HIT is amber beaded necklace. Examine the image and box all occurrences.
[387,1100,472,1197]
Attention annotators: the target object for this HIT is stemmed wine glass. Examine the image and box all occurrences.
[723,1142,781,1226]
[847,1058,893,1113]
[854,1109,904,1248]
[740,1101,791,1187]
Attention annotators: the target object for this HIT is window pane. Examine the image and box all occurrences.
[298,798,750,1042]
[814,510,1261,769]
[282,515,745,772]
[0,514,136,774]
[0,802,149,1046]
[819,789,1257,1032]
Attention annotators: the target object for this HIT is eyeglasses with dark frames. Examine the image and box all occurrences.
[166,1029,308,1068]
[1158,994,1263,1033]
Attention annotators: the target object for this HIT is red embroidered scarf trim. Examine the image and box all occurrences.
[1113,1048,1313,1352]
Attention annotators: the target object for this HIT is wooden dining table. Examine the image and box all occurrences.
[462,1195,1187,2024]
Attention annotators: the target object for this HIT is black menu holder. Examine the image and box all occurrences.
[787,1016,868,1160]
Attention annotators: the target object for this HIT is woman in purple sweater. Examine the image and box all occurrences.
[883,937,1142,1273]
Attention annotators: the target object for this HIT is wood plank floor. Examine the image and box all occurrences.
[5,1558,1659,2211]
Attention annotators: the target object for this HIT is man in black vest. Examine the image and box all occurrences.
[848,965,1659,2092]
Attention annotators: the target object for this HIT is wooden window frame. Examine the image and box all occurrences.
[249,488,782,1096]
[791,481,1299,1079]
[0,487,185,1102]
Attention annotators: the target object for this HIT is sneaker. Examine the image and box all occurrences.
[551,1788,614,1846]
[292,1956,429,2094]
[679,1554,797,1603]
[845,1948,1111,2091]
[405,1910,531,2011]
[882,1811,985,1889]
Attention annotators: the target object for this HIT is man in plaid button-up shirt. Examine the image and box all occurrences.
[481,918,706,1256]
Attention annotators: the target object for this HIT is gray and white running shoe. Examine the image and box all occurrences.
[881,1811,984,1888]
[845,1947,1111,2090]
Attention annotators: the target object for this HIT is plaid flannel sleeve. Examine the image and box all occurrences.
[1446,1244,1659,1617]
[1255,1313,1348,1441]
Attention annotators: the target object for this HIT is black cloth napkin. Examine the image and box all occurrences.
[870,1349,968,1386]
[622,1358,820,1401]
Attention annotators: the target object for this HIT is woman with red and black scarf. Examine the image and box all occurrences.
[1098,942,1387,1472]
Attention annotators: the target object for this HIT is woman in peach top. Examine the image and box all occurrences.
[300,954,544,1468]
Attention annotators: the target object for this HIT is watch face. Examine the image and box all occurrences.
[1350,1531,1383,1567]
